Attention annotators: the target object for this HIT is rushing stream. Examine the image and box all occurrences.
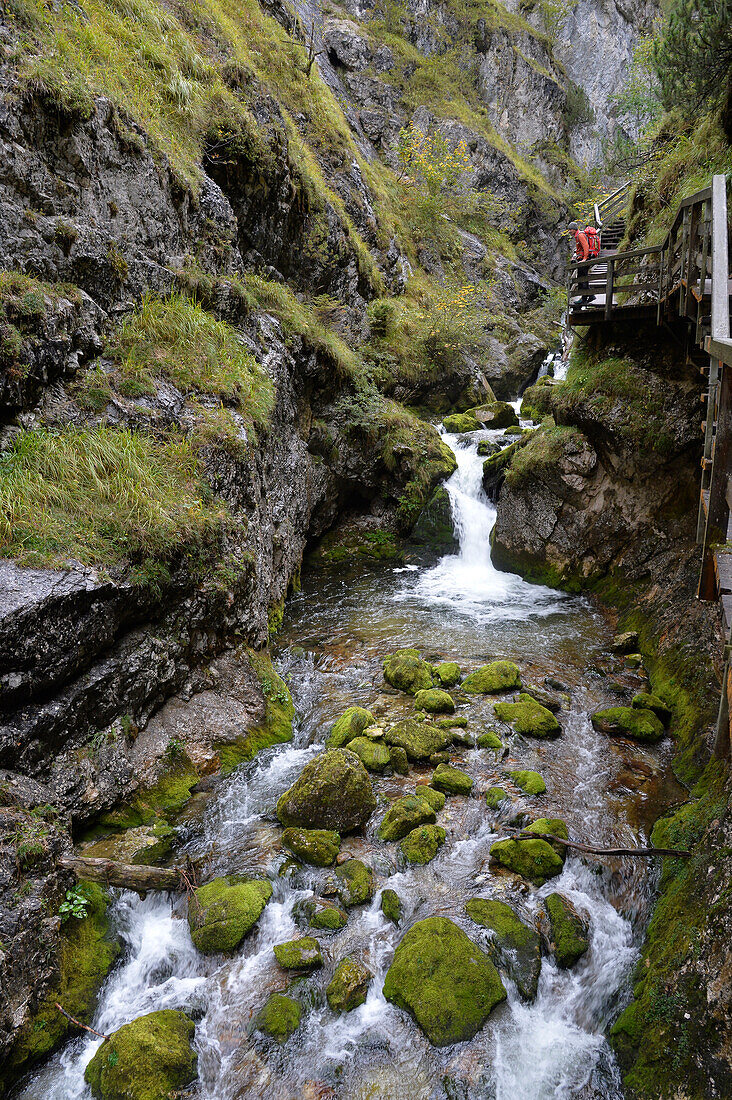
[18,410,684,1100]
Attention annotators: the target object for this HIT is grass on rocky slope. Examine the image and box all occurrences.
[0,425,227,570]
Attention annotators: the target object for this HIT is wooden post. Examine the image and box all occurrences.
[713,647,732,759]
[684,201,700,318]
[605,257,614,321]
[696,197,711,346]
[699,360,732,599]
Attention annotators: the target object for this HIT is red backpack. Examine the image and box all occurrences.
[584,226,601,258]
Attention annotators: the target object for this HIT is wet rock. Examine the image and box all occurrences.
[253,994,301,1042]
[429,751,451,766]
[631,693,672,724]
[326,957,372,1012]
[507,769,546,795]
[400,823,446,864]
[624,653,645,669]
[346,736,391,773]
[411,488,457,554]
[471,401,519,429]
[377,794,436,840]
[416,784,446,811]
[388,746,409,775]
[462,660,522,694]
[384,718,452,761]
[590,706,664,743]
[381,888,402,925]
[486,786,510,809]
[477,440,500,456]
[435,662,462,687]
[522,684,565,713]
[382,917,506,1046]
[545,677,570,693]
[326,706,376,749]
[477,730,503,751]
[307,899,348,931]
[414,688,455,714]
[276,749,376,833]
[383,650,435,694]
[438,714,468,728]
[273,937,324,971]
[490,838,564,885]
[522,817,569,855]
[612,631,639,654]
[443,412,480,433]
[85,1009,197,1100]
[81,822,173,865]
[431,763,473,796]
[282,828,341,867]
[189,877,272,954]
[465,898,542,1001]
[335,859,375,907]
[494,694,561,739]
[544,893,589,968]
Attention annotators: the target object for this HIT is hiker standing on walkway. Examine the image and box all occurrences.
[569,221,596,306]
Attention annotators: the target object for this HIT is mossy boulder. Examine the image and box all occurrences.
[431,763,473,795]
[411,486,457,553]
[384,718,452,761]
[377,794,436,840]
[400,823,446,864]
[217,648,295,772]
[416,784,446,811]
[545,893,589,968]
[443,411,480,433]
[188,876,272,953]
[335,858,375,907]
[490,838,564,885]
[507,769,546,795]
[346,736,391,773]
[282,828,341,867]
[435,662,462,687]
[631,693,672,724]
[276,749,376,833]
[81,823,173,865]
[590,706,664,743]
[273,936,323,970]
[471,401,519,429]
[383,650,435,694]
[382,917,506,1046]
[85,1010,197,1100]
[327,706,376,749]
[414,688,455,714]
[326,957,372,1012]
[439,714,468,728]
[308,899,348,931]
[522,817,569,855]
[381,888,402,925]
[485,786,510,809]
[477,730,503,751]
[465,898,542,1001]
[253,994,301,1042]
[389,746,409,774]
[522,684,564,713]
[494,694,561,739]
[462,661,521,694]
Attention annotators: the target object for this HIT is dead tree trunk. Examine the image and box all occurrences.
[59,856,184,892]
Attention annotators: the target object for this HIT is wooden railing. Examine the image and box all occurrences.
[593,181,631,230]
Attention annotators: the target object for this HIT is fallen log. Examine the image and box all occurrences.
[58,855,184,891]
[515,831,691,860]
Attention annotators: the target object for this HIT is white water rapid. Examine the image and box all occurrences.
[18,420,664,1100]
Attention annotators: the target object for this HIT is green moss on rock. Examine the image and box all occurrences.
[591,706,664,743]
[435,662,462,687]
[308,899,348,930]
[383,650,435,694]
[486,786,510,809]
[276,749,376,833]
[400,823,446,864]
[416,785,446,811]
[218,649,295,773]
[282,828,341,867]
[253,993,301,1042]
[381,888,402,925]
[507,769,546,795]
[439,714,468,728]
[631,693,672,724]
[465,898,542,1000]
[85,1010,197,1100]
[188,876,272,953]
[346,735,391,773]
[378,794,436,841]
[384,718,452,761]
[414,688,455,714]
[326,957,372,1012]
[382,917,507,1046]
[336,859,375,907]
[495,695,561,739]
[545,893,589,968]
[273,936,323,970]
[490,837,564,885]
[431,763,473,795]
[522,818,568,855]
[462,661,522,694]
[443,411,480,433]
[326,706,376,749]
[389,746,410,774]
[477,730,503,750]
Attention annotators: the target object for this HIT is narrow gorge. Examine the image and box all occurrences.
[0,0,730,1097]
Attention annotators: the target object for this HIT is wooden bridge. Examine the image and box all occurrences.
[567,174,732,754]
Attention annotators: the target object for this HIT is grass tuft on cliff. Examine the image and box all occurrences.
[0,425,228,569]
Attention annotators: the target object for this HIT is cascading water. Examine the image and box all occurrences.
[18,425,678,1100]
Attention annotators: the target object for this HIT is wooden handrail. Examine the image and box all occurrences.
[710,174,730,341]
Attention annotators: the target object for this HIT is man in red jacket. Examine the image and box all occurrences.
[569,221,596,306]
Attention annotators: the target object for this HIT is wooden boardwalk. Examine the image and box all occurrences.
[567,175,732,755]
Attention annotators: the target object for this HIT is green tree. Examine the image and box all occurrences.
[653,0,732,115]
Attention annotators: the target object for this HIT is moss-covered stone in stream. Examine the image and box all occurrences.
[520,376,555,421]
[591,706,664,743]
[477,730,503,751]
[438,714,468,728]
[486,786,510,809]
[400,823,446,863]
[326,957,372,1012]
[410,487,457,553]
[522,817,568,855]
[494,694,561,739]
[377,794,436,841]
[281,828,341,867]
[545,893,589,968]
[389,746,410,774]
[311,526,404,566]
[435,662,462,687]
[273,936,323,970]
[462,661,522,694]
[382,916,507,1046]
[96,761,199,830]
[443,411,480,433]
[490,837,564,885]
[466,898,542,1000]
[217,649,295,773]
[84,1009,197,1100]
[326,706,376,749]
[308,900,348,931]
[188,876,272,953]
[414,688,455,714]
[81,822,174,865]
[335,859,375,908]
[381,888,402,925]
[276,749,376,833]
[416,784,446,811]
[384,718,452,761]
[383,650,435,694]
[431,763,473,795]
[507,769,546,795]
[631,693,672,724]
[253,994,301,1042]
[346,735,391,772]
[8,882,120,1073]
